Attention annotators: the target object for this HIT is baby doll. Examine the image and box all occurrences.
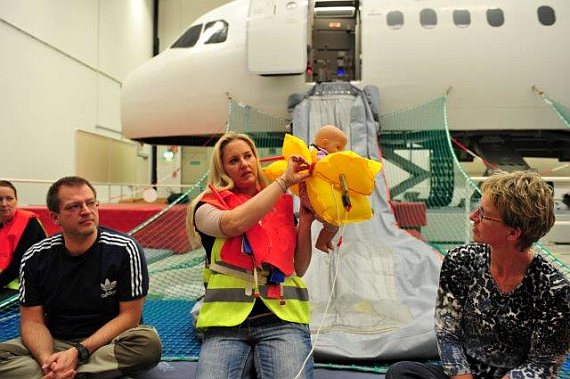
[301,125,348,252]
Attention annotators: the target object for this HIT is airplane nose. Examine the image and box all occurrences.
[122,47,230,143]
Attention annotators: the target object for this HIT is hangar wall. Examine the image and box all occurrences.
[0,0,154,205]
[0,0,234,205]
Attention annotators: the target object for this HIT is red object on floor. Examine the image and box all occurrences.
[388,201,428,242]
[22,203,192,254]
[388,201,427,228]
[22,203,167,236]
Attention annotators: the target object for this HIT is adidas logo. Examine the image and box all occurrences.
[100,278,117,298]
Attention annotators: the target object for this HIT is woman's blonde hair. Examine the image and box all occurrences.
[186,132,268,246]
[481,171,555,251]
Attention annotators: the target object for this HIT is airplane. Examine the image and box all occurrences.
[121,0,570,169]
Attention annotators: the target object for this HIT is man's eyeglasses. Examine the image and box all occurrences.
[63,200,99,213]
[474,205,503,223]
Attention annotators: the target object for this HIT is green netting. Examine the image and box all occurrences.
[2,95,570,376]
[130,172,209,302]
[124,100,288,303]
[227,99,290,152]
[131,100,289,302]
[379,95,570,278]
[550,99,570,128]
[536,90,570,129]
[380,96,477,247]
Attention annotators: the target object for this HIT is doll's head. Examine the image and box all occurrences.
[314,125,347,153]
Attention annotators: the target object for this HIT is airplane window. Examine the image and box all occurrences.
[538,6,555,26]
[203,20,229,44]
[453,9,471,27]
[171,24,202,48]
[486,8,504,27]
[420,9,437,29]
[387,11,404,29]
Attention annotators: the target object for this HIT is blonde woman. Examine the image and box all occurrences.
[187,132,315,378]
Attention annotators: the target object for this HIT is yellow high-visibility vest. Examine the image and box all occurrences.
[196,238,310,328]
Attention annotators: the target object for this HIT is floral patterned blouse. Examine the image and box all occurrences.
[435,243,570,379]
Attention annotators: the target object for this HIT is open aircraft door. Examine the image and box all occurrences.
[247,0,309,75]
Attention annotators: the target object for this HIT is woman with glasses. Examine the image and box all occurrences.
[387,171,570,379]
[0,180,46,299]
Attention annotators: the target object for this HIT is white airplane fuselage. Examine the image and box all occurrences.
[121,0,570,159]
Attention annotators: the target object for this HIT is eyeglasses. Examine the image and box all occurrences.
[474,205,503,223]
[62,200,99,213]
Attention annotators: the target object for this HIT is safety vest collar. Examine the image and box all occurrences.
[0,209,38,270]
[200,190,296,276]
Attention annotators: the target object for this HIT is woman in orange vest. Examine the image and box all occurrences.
[187,132,316,378]
[0,180,46,299]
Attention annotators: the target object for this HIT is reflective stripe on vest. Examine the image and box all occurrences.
[197,234,310,328]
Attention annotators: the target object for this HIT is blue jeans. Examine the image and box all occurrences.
[196,314,313,379]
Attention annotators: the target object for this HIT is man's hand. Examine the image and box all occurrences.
[41,348,78,379]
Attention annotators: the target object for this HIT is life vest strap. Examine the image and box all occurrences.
[209,262,268,286]
[203,285,309,303]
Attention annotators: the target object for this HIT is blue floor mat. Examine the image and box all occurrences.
[0,302,19,342]
[0,298,201,360]
[2,298,570,378]
[143,299,201,360]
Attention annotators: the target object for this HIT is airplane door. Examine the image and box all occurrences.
[247,0,308,75]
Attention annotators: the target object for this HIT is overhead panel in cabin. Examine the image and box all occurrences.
[247,0,309,75]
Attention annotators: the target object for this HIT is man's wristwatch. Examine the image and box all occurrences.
[74,343,90,363]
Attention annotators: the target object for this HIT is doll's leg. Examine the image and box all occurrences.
[315,224,339,253]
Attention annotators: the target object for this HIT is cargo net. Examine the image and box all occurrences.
[2,97,569,374]
[550,98,570,128]
[380,96,479,250]
[0,99,290,360]
[533,86,570,129]
[130,99,289,303]
[127,100,289,359]
[379,95,570,279]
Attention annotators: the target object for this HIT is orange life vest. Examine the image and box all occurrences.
[0,209,38,270]
[200,190,297,276]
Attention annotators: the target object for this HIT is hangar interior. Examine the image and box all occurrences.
[1,1,570,378]
[3,0,569,205]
